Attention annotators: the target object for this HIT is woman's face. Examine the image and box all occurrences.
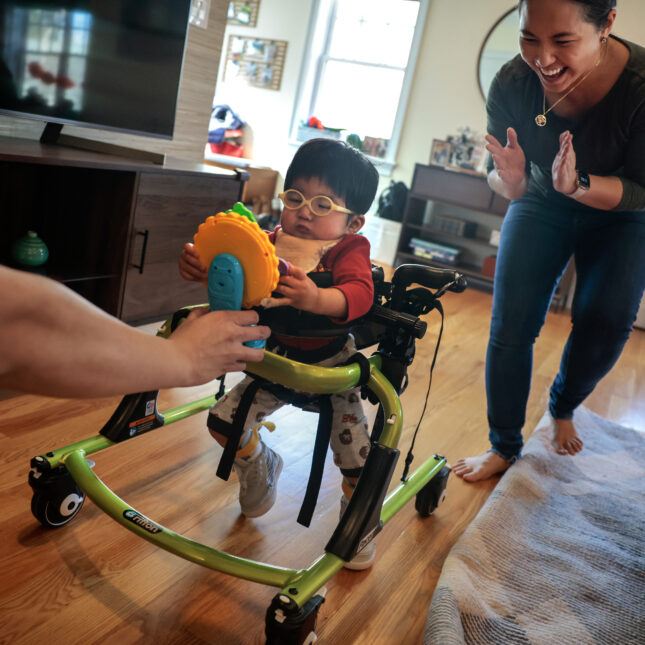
[518,0,614,92]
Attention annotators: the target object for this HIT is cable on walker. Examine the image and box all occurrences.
[26,205,467,644]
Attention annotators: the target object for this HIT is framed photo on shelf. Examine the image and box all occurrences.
[429,139,451,167]
[362,136,388,159]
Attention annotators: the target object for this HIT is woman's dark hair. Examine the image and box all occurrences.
[284,138,379,215]
[519,0,616,29]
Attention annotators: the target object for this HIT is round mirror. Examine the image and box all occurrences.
[477,5,520,100]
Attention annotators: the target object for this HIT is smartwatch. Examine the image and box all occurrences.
[567,170,590,199]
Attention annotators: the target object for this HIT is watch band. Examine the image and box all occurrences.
[568,186,588,200]
[566,170,590,200]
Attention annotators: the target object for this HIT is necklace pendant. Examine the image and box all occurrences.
[535,113,547,127]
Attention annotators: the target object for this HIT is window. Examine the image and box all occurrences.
[10,7,91,111]
[291,0,429,174]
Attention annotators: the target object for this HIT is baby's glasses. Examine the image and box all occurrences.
[278,189,355,217]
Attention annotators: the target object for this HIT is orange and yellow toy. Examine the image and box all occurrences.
[193,203,280,309]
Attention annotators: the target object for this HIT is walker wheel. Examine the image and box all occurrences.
[415,465,450,517]
[265,593,324,645]
[31,489,85,527]
[28,465,86,528]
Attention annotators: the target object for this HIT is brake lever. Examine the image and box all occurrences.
[433,280,458,299]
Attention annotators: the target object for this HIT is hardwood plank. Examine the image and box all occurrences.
[1,287,643,644]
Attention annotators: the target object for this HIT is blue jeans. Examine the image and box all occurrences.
[486,191,645,461]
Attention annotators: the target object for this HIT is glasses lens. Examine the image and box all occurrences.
[283,190,303,208]
[311,195,334,216]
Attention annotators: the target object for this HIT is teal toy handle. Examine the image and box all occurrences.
[207,253,265,349]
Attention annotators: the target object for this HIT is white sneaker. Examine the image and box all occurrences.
[340,496,377,570]
[234,441,283,518]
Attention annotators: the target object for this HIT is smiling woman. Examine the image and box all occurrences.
[453,0,645,483]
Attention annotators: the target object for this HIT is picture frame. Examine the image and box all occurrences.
[429,139,451,167]
[224,35,288,91]
[227,1,260,28]
[362,136,388,159]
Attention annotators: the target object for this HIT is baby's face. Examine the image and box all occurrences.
[280,176,363,240]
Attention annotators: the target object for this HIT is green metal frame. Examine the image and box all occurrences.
[36,351,446,609]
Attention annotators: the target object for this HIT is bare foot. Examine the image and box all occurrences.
[452,452,511,482]
[552,418,583,455]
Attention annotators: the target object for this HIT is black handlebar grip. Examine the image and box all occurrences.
[369,305,427,339]
[392,264,466,293]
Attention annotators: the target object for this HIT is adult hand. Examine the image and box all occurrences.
[485,127,527,187]
[169,307,270,382]
[551,130,578,195]
[179,243,208,282]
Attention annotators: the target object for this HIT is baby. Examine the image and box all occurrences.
[179,138,379,568]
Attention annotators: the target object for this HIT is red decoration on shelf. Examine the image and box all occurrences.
[307,116,324,129]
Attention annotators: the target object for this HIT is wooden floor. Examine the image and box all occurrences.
[1,288,643,645]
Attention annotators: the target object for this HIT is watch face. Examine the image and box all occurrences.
[578,171,591,190]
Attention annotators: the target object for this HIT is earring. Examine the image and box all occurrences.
[601,36,608,44]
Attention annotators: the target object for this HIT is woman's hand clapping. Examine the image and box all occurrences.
[551,130,578,196]
[485,127,527,187]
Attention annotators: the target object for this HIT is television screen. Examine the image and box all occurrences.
[0,0,192,139]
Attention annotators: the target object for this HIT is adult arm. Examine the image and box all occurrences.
[553,101,645,211]
[0,266,269,398]
[551,130,624,210]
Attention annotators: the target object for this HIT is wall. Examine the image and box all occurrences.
[0,0,231,163]
[211,0,312,173]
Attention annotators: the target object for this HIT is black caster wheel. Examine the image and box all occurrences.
[29,461,86,528]
[415,465,450,518]
[31,489,85,527]
[265,592,325,645]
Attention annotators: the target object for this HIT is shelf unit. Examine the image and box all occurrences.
[394,164,573,310]
[0,136,246,324]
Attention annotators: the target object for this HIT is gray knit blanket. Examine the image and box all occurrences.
[425,406,644,645]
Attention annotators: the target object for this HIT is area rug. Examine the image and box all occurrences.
[424,406,644,645]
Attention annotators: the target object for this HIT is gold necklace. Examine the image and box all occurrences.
[535,37,607,127]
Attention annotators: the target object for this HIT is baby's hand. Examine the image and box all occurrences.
[272,265,320,313]
[179,243,208,282]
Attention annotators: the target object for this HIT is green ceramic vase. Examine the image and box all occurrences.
[11,230,49,267]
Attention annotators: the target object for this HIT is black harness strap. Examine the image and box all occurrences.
[297,395,333,528]
[210,339,363,525]
[244,375,336,528]
[215,378,262,481]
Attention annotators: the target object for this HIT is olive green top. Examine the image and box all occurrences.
[487,35,645,211]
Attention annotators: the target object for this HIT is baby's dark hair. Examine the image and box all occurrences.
[284,138,379,215]
[519,0,616,29]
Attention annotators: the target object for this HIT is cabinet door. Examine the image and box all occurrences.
[121,171,243,323]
